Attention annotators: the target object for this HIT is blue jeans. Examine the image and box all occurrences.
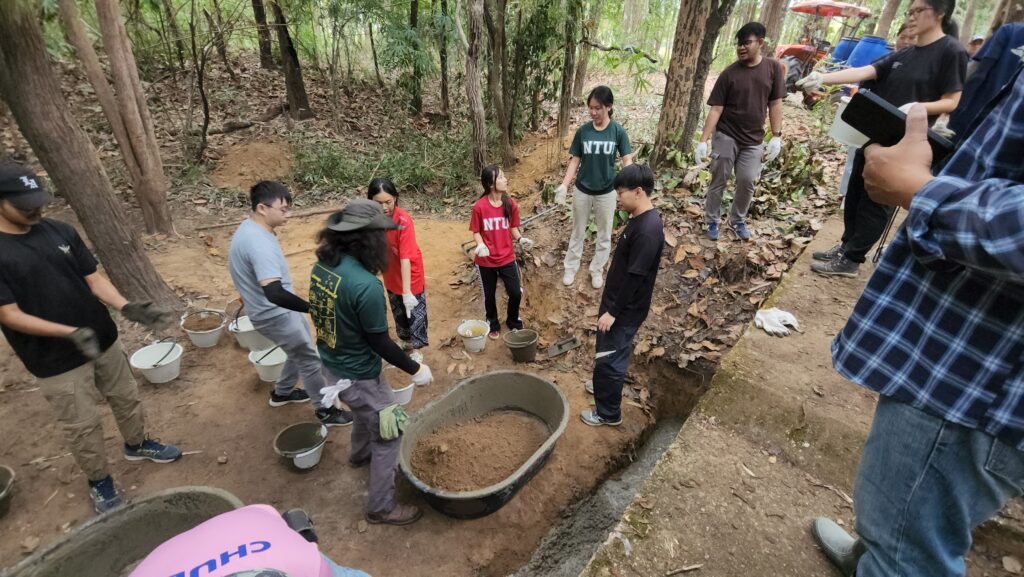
[853,396,1024,577]
[323,554,372,576]
[592,322,640,421]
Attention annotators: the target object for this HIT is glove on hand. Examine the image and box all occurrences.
[765,137,782,163]
[754,307,801,337]
[518,237,535,251]
[122,301,174,330]
[411,362,433,386]
[795,71,824,93]
[402,293,418,318]
[553,184,568,205]
[474,243,491,258]
[67,327,101,360]
[694,141,709,164]
[379,404,410,441]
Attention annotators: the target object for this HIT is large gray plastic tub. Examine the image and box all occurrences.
[4,487,243,577]
[399,370,569,519]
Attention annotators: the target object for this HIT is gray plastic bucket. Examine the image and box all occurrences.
[502,329,539,363]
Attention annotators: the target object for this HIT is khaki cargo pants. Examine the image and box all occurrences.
[36,340,145,481]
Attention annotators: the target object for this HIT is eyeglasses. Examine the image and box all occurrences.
[737,38,758,47]
[905,6,933,18]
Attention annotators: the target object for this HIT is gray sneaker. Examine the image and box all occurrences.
[811,254,859,277]
[812,244,844,261]
[811,517,863,577]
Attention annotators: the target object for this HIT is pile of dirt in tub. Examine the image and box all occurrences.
[182,311,223,332]
[410,410,550,492]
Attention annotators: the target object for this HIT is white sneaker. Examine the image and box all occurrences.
[562,271,576,286]
[591,273,604,289]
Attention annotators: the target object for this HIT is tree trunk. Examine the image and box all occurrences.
[874,0,904,39]
[369,21,384,87]
[440,0,451,119]
[557,0,581,144]
[269,1,313,119]
[760,0,786,54]
[252,0,275,68]
[960,0,980,42]
[485,0,514,165]
[991,0,1024,31]
[650,0,713,168]
[410,0,423,113]
[573,0,605,99]
[94,0,174,235]
[681,0,739,159]
[467,0,488,173]
[204,8,235,80]
[0,4,176,304]
[160,0,186,69]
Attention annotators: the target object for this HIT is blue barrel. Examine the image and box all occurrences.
[832,37,859,63]
[847,35,892,67]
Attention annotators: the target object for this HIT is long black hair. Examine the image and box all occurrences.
[587,85,615,118]
[921,0,959,37]
[480,164,512,223]
[366,177,399,203]
[315,222,390,274]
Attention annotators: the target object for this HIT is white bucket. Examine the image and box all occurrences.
[229,315,275,351]
[392,383,414,406]
[274,423,328,470]
[180,311,225,348]
[249,347,288,382]
[129,341,184,384]
[458,320,489,353]
[829,98,870,148]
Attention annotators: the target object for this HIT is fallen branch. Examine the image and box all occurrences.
[665,564,704,576]
[581,39,658,63]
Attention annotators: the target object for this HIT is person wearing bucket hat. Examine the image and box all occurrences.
[0,161,181,515]
[228,181,352,428]
[310,199,432,526]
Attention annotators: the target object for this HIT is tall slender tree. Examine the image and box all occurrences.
[411,0,423,113]
[573,0,606,99]
[485,0,514,165]
[252,0,275,68]
[874,0,905,39]
[439,0,451,119]
[760,0,786,53]
[160,0,187,69]
[0,3,176,304]
[269,1,313,119]
[960,0,981,42]
[462,0,488,172]
[681,0,740,157]
[557,0,582,144]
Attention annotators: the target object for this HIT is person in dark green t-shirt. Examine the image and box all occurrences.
[309,199,433,526]
[554,86,633,290]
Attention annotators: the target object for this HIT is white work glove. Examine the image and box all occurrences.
[411,362,433,386]
[320,378,353,408]
[795,71,823,93]
[402,293,418,318]
[518,237,534,251]
[474,243,491,258]
[765,137,782,163]
[553,184,567,205]
[932,116,956,139]
[754,307,801,337]
[694,141,709,164]
[898,102,920,114]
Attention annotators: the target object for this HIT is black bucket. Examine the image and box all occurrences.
[502,329,539,363]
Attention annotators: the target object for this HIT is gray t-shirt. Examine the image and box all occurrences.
[228,218,292,321]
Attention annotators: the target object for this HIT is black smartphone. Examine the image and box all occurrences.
[841,90,955,161]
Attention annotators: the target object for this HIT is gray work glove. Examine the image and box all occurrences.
[67,327,101,360]
[121,301,175,330]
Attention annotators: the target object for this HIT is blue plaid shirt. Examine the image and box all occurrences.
[833,64,1024,450]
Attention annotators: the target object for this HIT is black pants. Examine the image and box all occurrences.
[386,290,429,349]
[841,149,897,263]
[477,263,523,333]
[592,322,640,421]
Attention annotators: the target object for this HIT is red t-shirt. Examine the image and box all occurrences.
[470,195,519,268]
[382,207,425,295]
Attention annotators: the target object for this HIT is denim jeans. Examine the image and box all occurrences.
[591,322,640,421]
[322,554,372,577]
[853,396,1024,577]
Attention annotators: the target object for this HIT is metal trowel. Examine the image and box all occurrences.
[546,336,581,358]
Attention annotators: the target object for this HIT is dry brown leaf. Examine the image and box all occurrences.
[673,246,688,264]
[688,256,706,270]
[664,233,678,248]
[446,363,457,375]
[650,346,666,358]
[682,269,700,279]
[634,339,652,355]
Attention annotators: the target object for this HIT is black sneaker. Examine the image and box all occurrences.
[88,475,123,514]
[269,389,310,407]
[812,244,844,262]
[811,254,860,278]
[124,438,182,463]
[316,406,353,427]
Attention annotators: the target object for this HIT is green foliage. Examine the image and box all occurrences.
[749,140,825,218]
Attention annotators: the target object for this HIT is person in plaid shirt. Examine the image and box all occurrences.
[812,63,1024,576]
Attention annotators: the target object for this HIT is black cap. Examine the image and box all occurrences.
[325,199,398,232]
[0,163,53,211]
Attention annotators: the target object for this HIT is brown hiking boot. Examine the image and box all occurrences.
[365,503,422,526]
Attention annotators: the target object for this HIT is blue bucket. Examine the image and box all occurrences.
[847,35,892,68]
[832,37,859,63]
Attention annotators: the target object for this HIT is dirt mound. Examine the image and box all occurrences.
[181,311,223,332]
[211,141,292,190]
[410,410,550,492]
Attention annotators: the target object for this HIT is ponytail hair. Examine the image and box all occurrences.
[480,164,512,223]
[923,0,959,36]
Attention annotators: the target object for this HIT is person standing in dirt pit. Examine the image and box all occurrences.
[581,164,664,427]
[471,165,535,340]
[554,85,633,290]
[228,180,352,427]
[367,178,428,363]
[310,199,434,526]
[810,72,1024,576]
[797,0,966,277]
[0,162,181,514]
[695,21,785,242]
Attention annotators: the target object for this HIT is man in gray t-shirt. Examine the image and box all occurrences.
[228,181,351,427]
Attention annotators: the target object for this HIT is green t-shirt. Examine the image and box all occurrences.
[569,120,633,195]
[309,255,389,380]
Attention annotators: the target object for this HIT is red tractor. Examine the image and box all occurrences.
[775,0,873,93]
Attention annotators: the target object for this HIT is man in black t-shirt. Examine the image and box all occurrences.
[582,164,664,427]
[0,163,181,515]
